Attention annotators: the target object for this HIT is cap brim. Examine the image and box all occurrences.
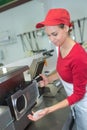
[36,21,45,28]
[36,21,72,28]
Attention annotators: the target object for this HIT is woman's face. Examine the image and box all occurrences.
[45,25,69,47]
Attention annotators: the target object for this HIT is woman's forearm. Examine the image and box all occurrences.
[48,71,60,83]
[47,99,69,114]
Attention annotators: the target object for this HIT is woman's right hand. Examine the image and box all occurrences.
[39,74,49,87]
[27,108,49,121]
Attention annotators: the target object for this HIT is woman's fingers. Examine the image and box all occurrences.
[27,108,49,121]
[39,74,48,87]
[39,81,45,87]
[27,114,41,121]
[27,114,37,121]
[32,111,34,114]
[27,109,46,121]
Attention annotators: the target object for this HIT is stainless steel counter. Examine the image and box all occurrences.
[25,86,70,130]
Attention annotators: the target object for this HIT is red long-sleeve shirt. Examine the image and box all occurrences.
[56,43,87,105]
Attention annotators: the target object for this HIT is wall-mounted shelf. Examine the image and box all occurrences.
[0,0,32,12]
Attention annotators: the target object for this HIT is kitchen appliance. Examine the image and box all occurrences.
[6,80,39,121]
[29,57,45,80]
[0,66,40,130]
[0,57,47,129]
[0,106,15,130]
[6,80,39,130]
[0,66,29,105]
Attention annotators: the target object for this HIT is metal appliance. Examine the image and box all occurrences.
[0,57,46,130]
[0,66,40,130]
[6,80,39,120]
[0,106,15,130]
[6,80,39,130]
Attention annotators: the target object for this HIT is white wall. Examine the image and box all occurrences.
[0,1,47,65]
[38,0,87,19]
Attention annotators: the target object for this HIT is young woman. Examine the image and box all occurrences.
[28,8,87,130]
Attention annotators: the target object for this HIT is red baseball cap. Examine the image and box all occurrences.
[36,8,72,28]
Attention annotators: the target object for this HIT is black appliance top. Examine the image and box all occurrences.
[0,65,29,104]
[0,66,29,83]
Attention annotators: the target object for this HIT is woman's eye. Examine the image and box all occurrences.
[52,33,58,36]
[47,33,58,37]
